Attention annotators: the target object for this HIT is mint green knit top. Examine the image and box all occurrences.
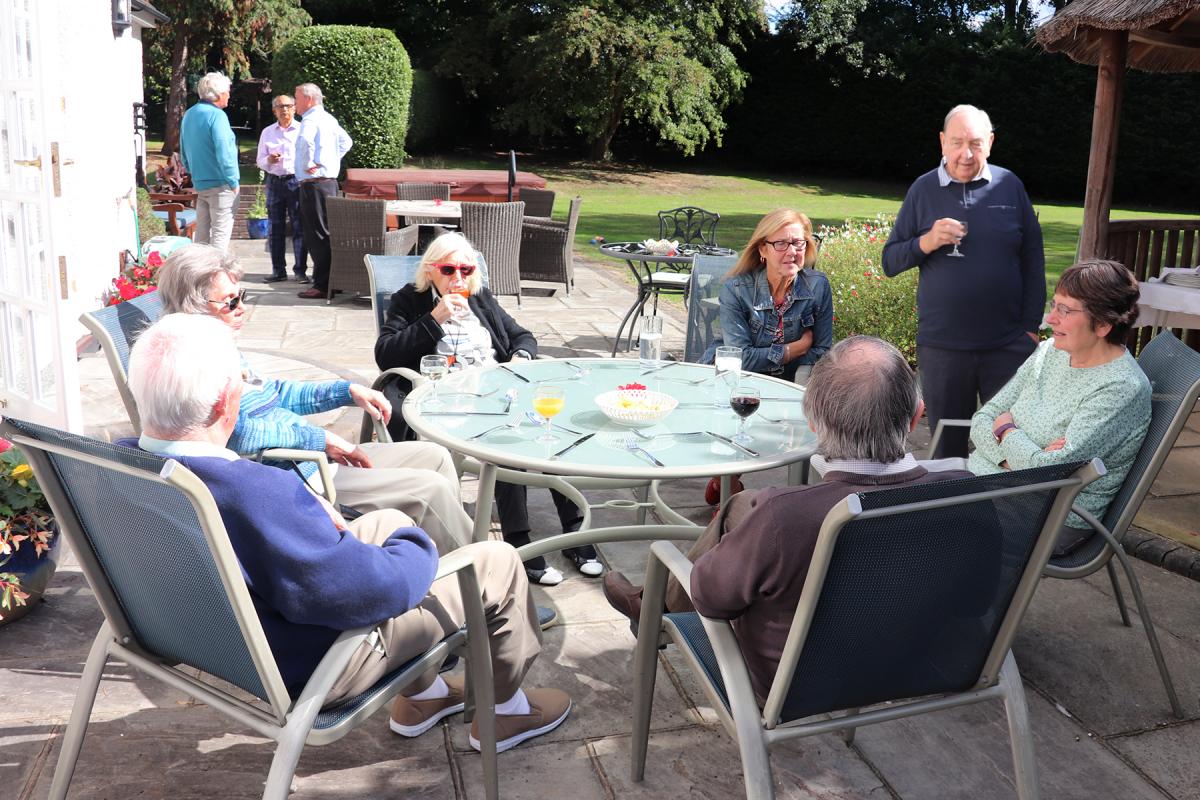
[968,340,1150,528]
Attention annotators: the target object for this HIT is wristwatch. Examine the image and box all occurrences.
[993,422,1018,443]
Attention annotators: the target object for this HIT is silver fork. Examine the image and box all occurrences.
[630,429,707,441]
[624,437,664,466]
[524,410,582,435]
[442,387,500,399]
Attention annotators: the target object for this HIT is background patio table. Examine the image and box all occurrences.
[384,199,463,221]
[343,168,546,202]
[402,357,815,542]
[1137,276,1200,333]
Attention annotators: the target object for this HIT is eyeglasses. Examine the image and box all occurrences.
[208,289,246,313]
[764,238,808,253]
[274,104,295,110]
[434,263,476,277]
[1048,301,1085,317]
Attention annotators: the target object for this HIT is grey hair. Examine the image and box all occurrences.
[295,83,323,105]
[414,232,483,294]
[157,244,245,315]
[196,72,232,102]
[272,94,294,108]
[803,336,921,463]
[128,313,242,437]
[943,104,993,133]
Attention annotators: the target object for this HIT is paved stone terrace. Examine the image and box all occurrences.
[5,240,1200,799]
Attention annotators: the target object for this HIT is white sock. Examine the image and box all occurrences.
[496,687,531,716]
[406,675,450,702]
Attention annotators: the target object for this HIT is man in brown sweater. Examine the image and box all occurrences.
[604,335,973,704]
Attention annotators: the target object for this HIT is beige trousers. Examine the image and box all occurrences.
[326,509,542,707]
[332,441,471,554]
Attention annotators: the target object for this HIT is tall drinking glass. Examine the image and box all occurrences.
[714,345,742,408]
[420,354,449,408]
[532,386,565,443]
[639,314,663,369]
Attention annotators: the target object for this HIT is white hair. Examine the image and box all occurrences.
[295,83,324,105]
[415,232,483,294]
[158,244,244,315]
[943,104,993,133]
[128,313,242,437]
[196,72,232,103]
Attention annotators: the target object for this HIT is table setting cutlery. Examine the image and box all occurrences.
[630,428,707,441]
[524,411,583,435]
[624,437,665,466]
[550,433,595,460]
[423,411,508,417]
[498,363,530,382]
[706,430,759,457]
[441,387,500,399]
[640,360,678,376]
[466,423,511,440]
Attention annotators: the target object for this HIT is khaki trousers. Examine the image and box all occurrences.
[332,441,471,554]
[326,509,542,707]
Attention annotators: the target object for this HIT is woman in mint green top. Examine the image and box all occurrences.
[968,259,1150,555]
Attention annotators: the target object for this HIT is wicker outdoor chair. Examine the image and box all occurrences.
[460,200,525,304]
[395,182,454,245]
[519,188,556,219]
[519,195,581,295]
[326,196,418,303]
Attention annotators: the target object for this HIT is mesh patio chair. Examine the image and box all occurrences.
[0,416,499,800]
[519,187,555,219]
[519,195,581,295]
[658,206,720,247]
[927,330,1200,718]
[395,182,454,245]
[460,201,525,305]
[326,196,418,303]
[683,254,738,363]
[631,460,1104,800]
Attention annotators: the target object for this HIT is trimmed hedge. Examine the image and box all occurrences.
[273,25,412,169]
[136,187,166,243]
[407,69,458,153]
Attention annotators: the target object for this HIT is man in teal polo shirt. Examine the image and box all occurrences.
[180,72,240,253]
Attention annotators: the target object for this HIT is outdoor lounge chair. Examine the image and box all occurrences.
[927,329,1200,718]
[518,195,581,295]
[0,416,499,800]
[460,201,525,305]
[630,460,1103,800]
[326,196,418,303]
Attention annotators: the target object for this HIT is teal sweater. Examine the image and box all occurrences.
[180,101,239,190]
[968,340,1150,527]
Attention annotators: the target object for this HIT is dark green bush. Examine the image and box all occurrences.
[136,187,166,243]
[407,69,458,153]
[273,25,412,169]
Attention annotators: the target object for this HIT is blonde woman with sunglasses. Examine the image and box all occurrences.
[375,232,598,586]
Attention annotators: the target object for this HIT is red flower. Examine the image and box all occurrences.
[618,382,646,391]
[146,251,163,268]
[0,437,11,454]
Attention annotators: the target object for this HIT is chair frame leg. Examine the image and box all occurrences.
[1105,559,1131,627]
[48,624,113,800]
[630,556,666,782]
[999,651,1040,800]
[1108,547,1184,717]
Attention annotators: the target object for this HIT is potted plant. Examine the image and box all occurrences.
[0,437,57,624]
[247,172,269,239]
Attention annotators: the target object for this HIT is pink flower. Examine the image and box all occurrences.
[0,438,11,454]
[146,251,163,268]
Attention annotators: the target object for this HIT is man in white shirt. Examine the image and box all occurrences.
[293,82,353,300]
[255,95,308,284]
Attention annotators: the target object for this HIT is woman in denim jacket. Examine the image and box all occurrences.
[717,208,834,382]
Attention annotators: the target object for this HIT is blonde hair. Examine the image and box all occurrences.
[727,208,818,278]
[415,232,483,294]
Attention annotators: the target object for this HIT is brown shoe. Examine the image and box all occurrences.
[469,688,572,753]
[297,287,326,299]
[389,674,465,737]
[602,570,644,633]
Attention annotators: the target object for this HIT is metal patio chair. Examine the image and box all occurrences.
[683,254,739,364]
[519,195,581,295]
[658,206,720,247]
[0,416,499,800]
[326,196,418,303]
[631,460,1103,800]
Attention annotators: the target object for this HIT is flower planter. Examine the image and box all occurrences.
[247,218,270,239]
[0,521,60,626]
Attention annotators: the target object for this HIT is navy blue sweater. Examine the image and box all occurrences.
[125,444,439,696]
[881,165,1045,350]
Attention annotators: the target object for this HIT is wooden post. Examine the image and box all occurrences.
[1078,30,1128,260]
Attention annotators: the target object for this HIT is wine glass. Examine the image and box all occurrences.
[948,220,968,258]
[420,354,449,408]
[729,386,761,445]
[452,289,472,320]
[531,385,565,443]
[714,345,742,408]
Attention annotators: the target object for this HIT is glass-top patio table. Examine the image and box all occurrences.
[403,357,817,545]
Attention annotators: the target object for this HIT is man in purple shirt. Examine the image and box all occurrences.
[256,95,308,283]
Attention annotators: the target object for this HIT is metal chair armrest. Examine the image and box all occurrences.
[259,448,337,504]
[927,418,973,458]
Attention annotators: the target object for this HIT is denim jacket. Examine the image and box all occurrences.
[714,267,834,378]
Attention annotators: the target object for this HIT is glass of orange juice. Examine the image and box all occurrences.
[532,385,565,443]
[453,289,471,320]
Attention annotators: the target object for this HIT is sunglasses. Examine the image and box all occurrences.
[434,263,476,277]
[208,289,247,313]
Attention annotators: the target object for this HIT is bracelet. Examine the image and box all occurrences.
[993,422,1018,443]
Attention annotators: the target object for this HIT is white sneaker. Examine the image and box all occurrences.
[576,559,603,577]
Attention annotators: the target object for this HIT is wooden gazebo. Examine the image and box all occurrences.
[1037,0,1200,274]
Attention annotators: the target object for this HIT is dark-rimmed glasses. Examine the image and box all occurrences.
[208,289,246,313]
[434,263,476,277]
[764,238,807,253]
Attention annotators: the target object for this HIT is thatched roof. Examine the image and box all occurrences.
[1037,0,1200,72]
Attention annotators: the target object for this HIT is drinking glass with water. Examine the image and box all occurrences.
[638,314,663,369]
[713,345,742,408]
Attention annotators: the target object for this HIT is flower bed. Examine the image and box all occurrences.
[0,437,55,620]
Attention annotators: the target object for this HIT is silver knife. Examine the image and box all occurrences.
[423,411,508,417]
[498,363,530,383]
[640,360,679,375]
[551,433,594,459]
[706,430,760,457]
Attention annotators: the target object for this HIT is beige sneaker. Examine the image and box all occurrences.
[469,688,572,753]
[389,674,466,737]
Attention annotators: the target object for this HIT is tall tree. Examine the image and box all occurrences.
[146,0,309,154]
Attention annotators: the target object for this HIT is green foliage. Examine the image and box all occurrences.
[0,440,54,616]
[407,69,458,153]
[273,25,412,168]
[248,175,268,218]
[136,188,167,243]
[815,214,919,366]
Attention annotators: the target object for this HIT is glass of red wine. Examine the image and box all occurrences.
[729,386,761,445]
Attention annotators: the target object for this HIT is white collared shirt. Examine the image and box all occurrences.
[295,105,353,180]
[138,434,240,462]
[937,158,993,187]
[256,121,301,176]
[810,452,921,477]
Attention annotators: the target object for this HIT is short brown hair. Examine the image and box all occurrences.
[1055,259,1140,346]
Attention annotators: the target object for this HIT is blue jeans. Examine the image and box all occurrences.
[266,173,306,276]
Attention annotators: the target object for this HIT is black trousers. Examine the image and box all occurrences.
[495,481,586,571]
[298,178,338,291]
[918,335,1037,458]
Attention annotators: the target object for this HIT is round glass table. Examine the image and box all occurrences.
[403,357,817,543]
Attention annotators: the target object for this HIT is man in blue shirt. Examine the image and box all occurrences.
[882,104,1045,458]
[180,72,240,253]
[293,83,353,300]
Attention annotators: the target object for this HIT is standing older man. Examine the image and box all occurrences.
[255,94,308,283]
[180,72,240,252]
[293,83,353,300]
[604,336,973,700]
[882,104,1045,458]
[126,312,572,750]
